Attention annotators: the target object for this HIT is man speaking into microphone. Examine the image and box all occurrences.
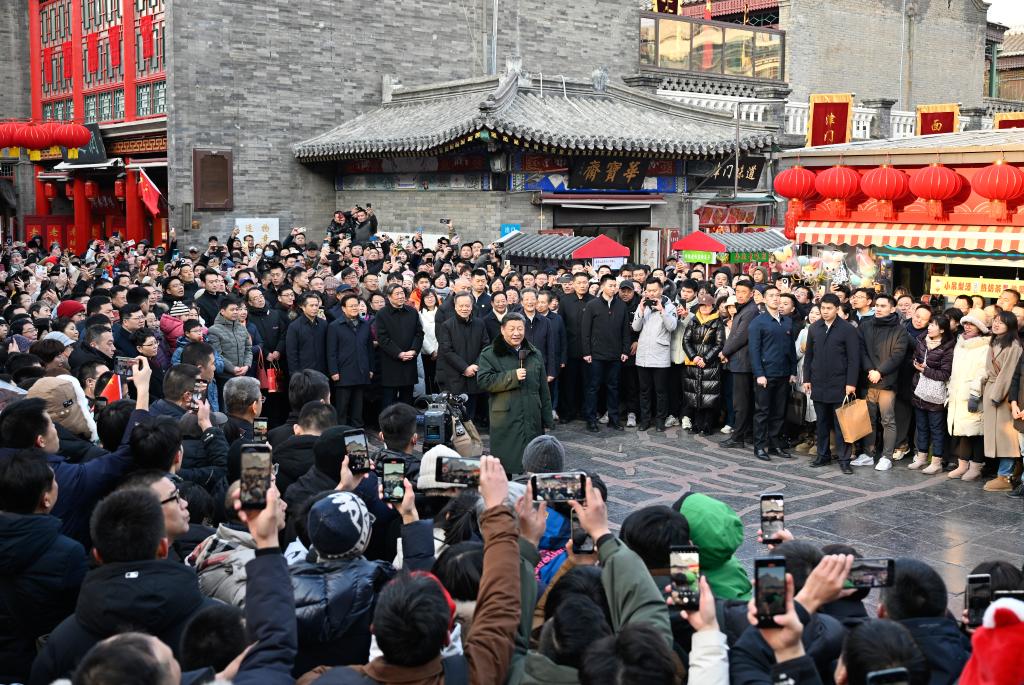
[477,312,554,474]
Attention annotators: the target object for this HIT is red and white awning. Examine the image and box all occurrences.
[797,221,1024,253]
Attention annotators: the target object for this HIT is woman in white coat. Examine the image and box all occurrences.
[419,289,440,394]
[946,310,991,481]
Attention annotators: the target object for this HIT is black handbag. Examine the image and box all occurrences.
[786,384,808,425]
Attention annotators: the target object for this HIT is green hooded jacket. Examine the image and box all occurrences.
[677,492,753,601]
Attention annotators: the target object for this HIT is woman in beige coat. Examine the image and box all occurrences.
[982,311,1023,492]
[946,311,991,481]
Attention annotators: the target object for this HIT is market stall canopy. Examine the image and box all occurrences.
[797,221,1024,254]
[502,233,630,261]
[293,66,777,161]
[671,230,790,253]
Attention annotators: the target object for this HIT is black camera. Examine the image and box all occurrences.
[645,298,660,308]
[414,392,468,451]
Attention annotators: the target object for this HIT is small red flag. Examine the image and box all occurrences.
[99,374,123,403]
[140,15,154,60]
[138,168,162,216]
[60,41,72,80]
[108,26,121,67]
[86,33,99,73]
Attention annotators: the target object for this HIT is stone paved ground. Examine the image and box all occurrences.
[540,421,1024,615]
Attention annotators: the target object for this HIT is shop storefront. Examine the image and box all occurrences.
[775,130,1024,297]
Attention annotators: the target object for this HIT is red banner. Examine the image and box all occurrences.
[916,104,959,136]
[60,42,72,80]
[995,113,1024,129]
[41,47,51,85]
[86,33,99,73]
[140,15,154,60]
[108,26,121,67]
[807,98,852,147]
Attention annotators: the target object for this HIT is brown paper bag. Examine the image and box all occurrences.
[835,397,872,444]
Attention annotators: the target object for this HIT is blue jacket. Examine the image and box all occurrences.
[543,310,568,368]
[900,616,971,685]
[287,315,329,374]
[0,408,145,545]
[748,311,797,379]
[172,335,224,412]
[112,323,137,357]
[327,316,374,386]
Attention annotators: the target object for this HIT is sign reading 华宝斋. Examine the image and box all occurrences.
[930,276,1024,298]
[234,218,280,244]
[569,157,650,190]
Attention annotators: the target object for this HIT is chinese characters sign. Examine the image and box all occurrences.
[699,156,766,190]
[994,113,1024,130]
[916,104,960,136]
[725,250,769,263]
[234,218,280,244]
[681,250,715,263]
[569,157,650,190]
[807,93,853,147]
[930,275,1024,299]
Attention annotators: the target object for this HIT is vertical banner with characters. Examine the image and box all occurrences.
[807,94,853,147]
[916,103,960,136]
[994,112,1024,130]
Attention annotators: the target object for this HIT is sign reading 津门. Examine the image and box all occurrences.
[930,275,1024,299]
[569,157,650,190]
[500,223,520,237]
[234,218,280,245]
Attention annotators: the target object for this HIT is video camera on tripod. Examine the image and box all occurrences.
[414,392,482,457]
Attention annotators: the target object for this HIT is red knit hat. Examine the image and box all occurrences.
[960,598,1024,685]
[55,300,86,319]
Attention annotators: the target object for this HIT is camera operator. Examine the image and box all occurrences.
[631,278,679,432]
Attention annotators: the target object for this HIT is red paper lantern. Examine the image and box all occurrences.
[40,121,63,153]
[43,182,56,200]
[860,164,909,220]
[65,183,74,200]
[972,160,1024,221]
[0,122,13,150]
[909,163,962,219]
[84,181,98,199]
[774,166,818,239]
[114,178,125,199]
[814,165,860,218]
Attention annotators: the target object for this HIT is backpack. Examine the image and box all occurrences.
[313,654,468,685]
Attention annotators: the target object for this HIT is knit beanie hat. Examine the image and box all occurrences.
[307,491,375,560]
[960,598,1024,685]
[56,300,86,319]
[522,435,565,473]
[169,301,190,318]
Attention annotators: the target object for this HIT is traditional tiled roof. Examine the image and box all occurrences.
[294,69,777,161]
[676,0,778,18]
[1001,29,1024,57]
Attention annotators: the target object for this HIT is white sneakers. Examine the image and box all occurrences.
[664,415,680,428]
[552,410,559,421]
[598,413,609,425]
[850,454,875,467]
[892,447,908,462]
[626,413,637,427]
[874,457,893,471]
[681,416,693,430]
[720,425,733,434]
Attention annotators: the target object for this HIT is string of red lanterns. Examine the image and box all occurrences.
[0,120,92,161]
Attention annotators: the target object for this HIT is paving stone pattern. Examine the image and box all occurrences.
[538,421,1024,614]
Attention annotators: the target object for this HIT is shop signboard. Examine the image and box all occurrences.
[592,257,626,270]
[681,250,715,264]
[500,223,520,237]
[725,250,770,264]
[930,275,1024,298]
[234,217,280,244]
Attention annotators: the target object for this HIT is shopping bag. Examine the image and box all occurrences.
[835,396,871,444]
[786,385,807,425]
[256,350,282,393]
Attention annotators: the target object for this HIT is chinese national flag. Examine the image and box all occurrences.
[137,169,162,216]
[704,0,712,19]
[140,15,154,60]
[99,375,123,403]
[108,26,121,67]
[86,32,99,73]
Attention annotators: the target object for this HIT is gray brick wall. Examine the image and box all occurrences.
[0,3,33,231]
[781,0,987,109]
[165,0,639,245]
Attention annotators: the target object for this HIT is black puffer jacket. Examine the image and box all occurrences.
[859,313,909,390]
[910,336,955,411]
[682,312,726,410]
[273,433,318,496]
[289,556,396,676]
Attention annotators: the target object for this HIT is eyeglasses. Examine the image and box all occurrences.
[160,490,182,505]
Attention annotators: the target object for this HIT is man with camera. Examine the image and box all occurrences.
[631,278,679,432]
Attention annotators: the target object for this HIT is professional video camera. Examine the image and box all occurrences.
[414,392,481,456]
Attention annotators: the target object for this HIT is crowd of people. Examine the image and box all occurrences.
[0,211,1023,685]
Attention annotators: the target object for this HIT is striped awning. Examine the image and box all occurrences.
[796,221,1024,253]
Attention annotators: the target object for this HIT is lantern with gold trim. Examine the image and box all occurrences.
[773,165,817,240]
[814,165,861,219]
[860,164,909,221]
[971,160,1024,222]
[908,163,962,220]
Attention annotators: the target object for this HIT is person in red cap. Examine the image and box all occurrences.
[55,300,87,323]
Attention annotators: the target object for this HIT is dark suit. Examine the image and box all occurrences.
[557,292,594,421]
[804,317,861,461]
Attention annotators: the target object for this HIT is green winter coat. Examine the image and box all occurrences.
[476,335,553,474]
[677,492,753,601]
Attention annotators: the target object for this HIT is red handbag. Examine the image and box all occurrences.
[256,350,281,393]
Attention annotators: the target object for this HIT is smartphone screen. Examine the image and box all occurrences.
[670,546,700,610]
[115,356,136,379]
[435,457,480,486]
[239,445,272,510]
[571,510,595,554]
[531,472,587,502]
[966,574,992,627]
[253,417,269,443]
[382,459,406,503]
[846,558,895,588]
[755,557,787,627]
[342,430,371,473]
[760,494,785,544]
[188,382,204,413]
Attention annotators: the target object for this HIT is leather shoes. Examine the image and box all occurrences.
[586,423,600,433]
[559,417,573,425]
[721,438,746,449]
[637,422,651,431]
[840,461,854,475]
[755,449,772,462]
[656,422,667,432]
[769,447,793,459]
[608,422,624,431]
[809,455,831,468]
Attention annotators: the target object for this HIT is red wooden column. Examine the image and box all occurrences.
[72,178,90,252]
[28,0,42,120]
[122,0,137,119]
[33,168,49,215]
[125,169,143,241]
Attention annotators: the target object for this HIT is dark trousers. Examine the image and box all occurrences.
[620,362,639,416]
[752,376,788,450]
[669,363,684,417]
[895,396,913,451]
[560,357,588,420]
[732,372,754,440]
[382,385,414,408]
[813,400,851,460]
[637,366,669,425]
[422,354,439,395]
[585,359,622,424]
[334,385,366,428]
[914,407,946,458]
[722,369,735,428]
[954,435,985,463]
